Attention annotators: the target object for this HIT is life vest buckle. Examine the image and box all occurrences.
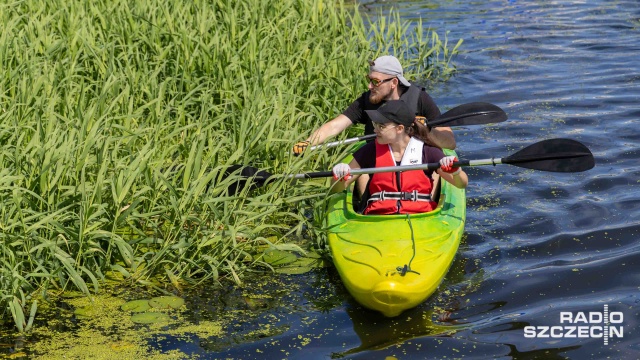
[401,190,418,201]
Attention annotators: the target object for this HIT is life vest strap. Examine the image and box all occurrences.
[367,190,432,202]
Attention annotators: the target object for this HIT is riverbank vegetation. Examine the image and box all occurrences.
[0,0,461,332]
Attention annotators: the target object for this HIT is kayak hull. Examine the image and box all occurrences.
[325,150,466,317]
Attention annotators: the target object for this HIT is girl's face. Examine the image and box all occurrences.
[373,122,402,144]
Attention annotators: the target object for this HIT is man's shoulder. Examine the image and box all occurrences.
[343,92,372,123]
[414,86,440,117]
[413,85,433,98]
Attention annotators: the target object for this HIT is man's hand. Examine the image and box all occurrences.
[292,141,309,156]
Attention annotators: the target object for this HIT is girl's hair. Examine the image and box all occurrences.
[404,120,439,148]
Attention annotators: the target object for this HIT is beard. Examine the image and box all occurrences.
[368,87,392,104]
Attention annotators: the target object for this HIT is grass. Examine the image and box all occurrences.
[0,0,461,331]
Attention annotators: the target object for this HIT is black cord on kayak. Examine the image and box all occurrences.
[397,214,420,276]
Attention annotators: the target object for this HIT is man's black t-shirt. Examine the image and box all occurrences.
[342,87,441,135]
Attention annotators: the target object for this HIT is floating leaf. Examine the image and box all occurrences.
[297,257,322,266]
[121,300,151,313]
[74,305,101,319]
[131,312,171,324]
[262,249,297,266]
[149,296,185,309]
[275,257,325,275]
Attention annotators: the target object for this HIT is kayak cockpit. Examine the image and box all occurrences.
[351,174,442,214]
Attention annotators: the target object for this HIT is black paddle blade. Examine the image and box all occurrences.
[225,165,274,195]
[429,102,508,127]
[503,138,595,172]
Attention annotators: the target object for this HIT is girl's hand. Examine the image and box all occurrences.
[332,163,352,181]
[439,156,461,175]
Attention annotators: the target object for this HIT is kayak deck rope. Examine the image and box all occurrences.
[397,214,420,276]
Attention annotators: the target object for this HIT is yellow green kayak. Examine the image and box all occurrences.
[324,149,466,317]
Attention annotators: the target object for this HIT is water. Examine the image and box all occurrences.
[179,1,640,359]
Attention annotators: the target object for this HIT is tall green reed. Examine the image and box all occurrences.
[0,0,460,330]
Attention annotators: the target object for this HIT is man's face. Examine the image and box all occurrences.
[367,71,397,104]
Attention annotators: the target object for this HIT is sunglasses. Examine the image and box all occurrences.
[367,76,395,87]
[372,122,398,131]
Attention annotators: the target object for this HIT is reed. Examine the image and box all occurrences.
[0,0,460,330]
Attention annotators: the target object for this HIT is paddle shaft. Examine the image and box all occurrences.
[227,138,594,195]
[308,103,507,151]
[309,134,376,151]
[288,151,593,179]
[289,160,471,179]
[307,114,492,151]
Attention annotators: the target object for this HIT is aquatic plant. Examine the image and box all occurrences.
[0,0,460,330]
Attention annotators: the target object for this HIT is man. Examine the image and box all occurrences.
[292,55,455,155]
[292,55,455,197]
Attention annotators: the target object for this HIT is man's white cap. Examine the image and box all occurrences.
[369,55,411,87]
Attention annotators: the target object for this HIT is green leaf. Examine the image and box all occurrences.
[274,257,325,275]
[262,249,297,266]
[148,296,185,309]
[131,312,171,324]
[121,300,151,313]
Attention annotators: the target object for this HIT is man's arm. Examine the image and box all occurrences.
[416,90,456,150]
[306,114,353,145]
[427,126,456,150]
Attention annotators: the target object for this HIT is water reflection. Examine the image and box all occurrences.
[335,305,467,357]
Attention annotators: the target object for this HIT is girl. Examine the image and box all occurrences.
[331,100,467,215]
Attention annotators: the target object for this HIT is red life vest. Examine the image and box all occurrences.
[364,139,436,215]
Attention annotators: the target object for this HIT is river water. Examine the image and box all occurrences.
[164,1,640,358]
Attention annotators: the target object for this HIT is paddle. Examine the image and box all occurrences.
[309,102,507,151]
[226,138,594,193]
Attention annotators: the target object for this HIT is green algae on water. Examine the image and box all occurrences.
[28,291,224,359]
[73,305,103,319]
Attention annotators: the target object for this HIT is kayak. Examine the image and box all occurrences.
[324,149,466,317]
